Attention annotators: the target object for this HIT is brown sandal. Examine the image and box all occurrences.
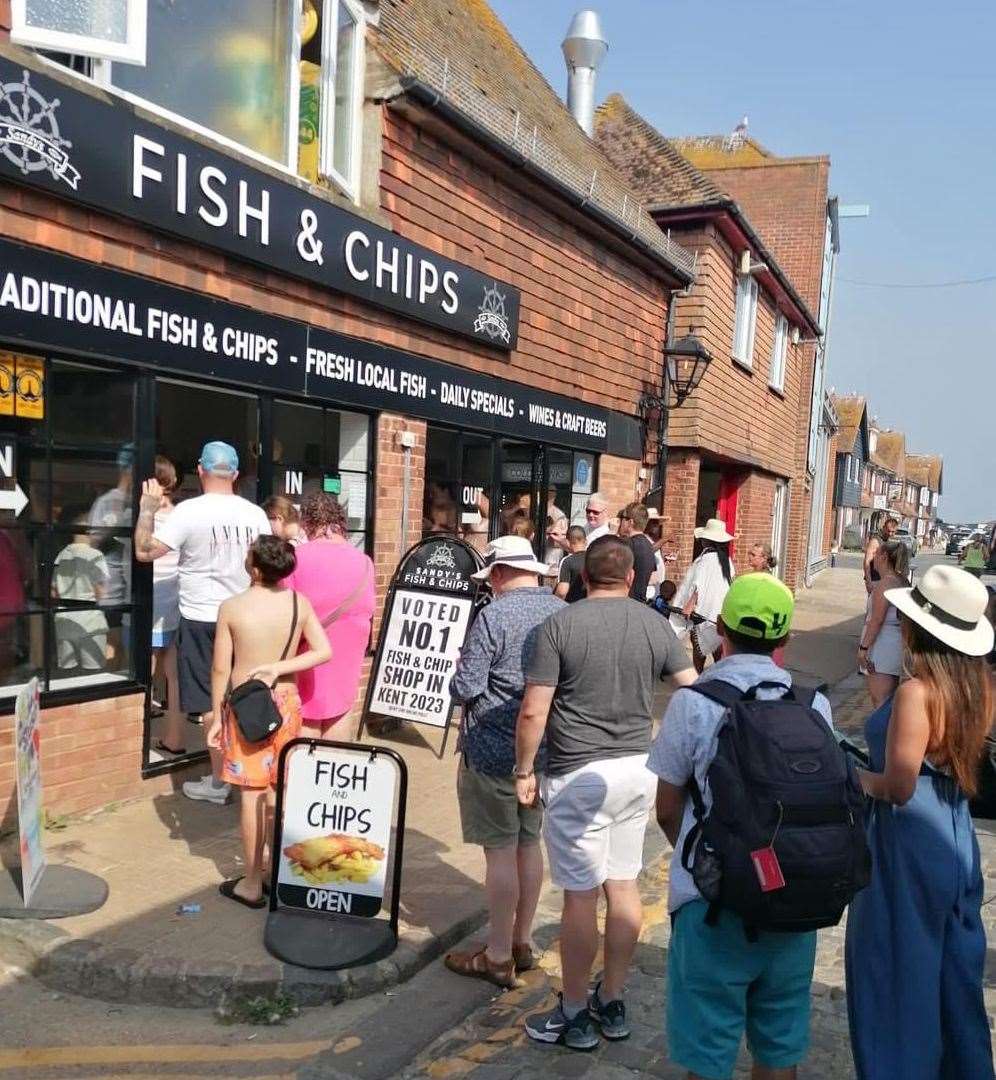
[444,946,519,989]
[512,942,536,973]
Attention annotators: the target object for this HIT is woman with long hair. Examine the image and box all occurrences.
[282,492,375,736]
[672,518,735,673]
[261,494,304,545]
[845,565,995,1080]
[858,539,911,706]
[746,542,776,574]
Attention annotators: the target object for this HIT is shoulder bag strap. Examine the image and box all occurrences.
[321,560,372,630]
[269,591,298,686]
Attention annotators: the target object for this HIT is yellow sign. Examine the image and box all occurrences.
[13,353,44,420]
[0,352,12,417]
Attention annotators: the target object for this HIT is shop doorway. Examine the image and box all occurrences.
[497,440,542,543]
[147,379,260,769]
[696,463,741,554]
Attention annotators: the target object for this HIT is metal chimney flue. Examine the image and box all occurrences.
[562,10,607,137]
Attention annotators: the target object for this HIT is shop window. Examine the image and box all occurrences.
[733,274,758,368]
[1,357,138,702]
[769,314,787,392]
[272,400,372,548]
[12,0,148,65]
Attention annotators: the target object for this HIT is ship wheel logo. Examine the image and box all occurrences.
[0,70,81,190]
[426,544,458,570]
[473,283,512,345]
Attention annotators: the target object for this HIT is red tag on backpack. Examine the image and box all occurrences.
[751,846,786,892]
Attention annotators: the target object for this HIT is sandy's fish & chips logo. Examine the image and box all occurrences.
[0,70,81,190]
[473,283,511,345]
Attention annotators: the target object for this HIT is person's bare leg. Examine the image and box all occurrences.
[483,845,518,963]
[867,672,898,708]
[208,739,224,782]
[261,788,276,882]
[161,643,185,751]
[234,786,267,902]
[560,887,600,1005]
[601,878,642,1001]
[513,842,544,950]
[751,1066,797,1080]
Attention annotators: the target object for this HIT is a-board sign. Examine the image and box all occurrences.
[14,678,45,907]
[265,739,408,971]
[361,537,483,749]
[276,742,397,918]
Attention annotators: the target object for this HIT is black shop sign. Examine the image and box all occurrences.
[0,237,635,455]
[359,536,484,754]
[0,57,519,350]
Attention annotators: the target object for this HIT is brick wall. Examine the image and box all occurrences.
[697,160,830,313]
[380,111,670,418]
[661,450,700,582]
[736,469,776,568]
[596,454,641,518]
[0,695,200,823]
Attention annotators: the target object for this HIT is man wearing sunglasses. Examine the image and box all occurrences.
[584,493,611,545]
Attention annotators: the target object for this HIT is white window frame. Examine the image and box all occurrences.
[771,479,789,580]
[733,274,759,368]
[769,313,788,392]
[318,0,365,198]
[11,0,148,66]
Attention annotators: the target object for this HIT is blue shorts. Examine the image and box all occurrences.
[667,900,817,1079]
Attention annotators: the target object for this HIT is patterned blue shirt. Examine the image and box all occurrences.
[450,587,565,776]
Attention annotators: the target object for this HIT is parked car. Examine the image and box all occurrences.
[946,531,970,556]
[895,527,918,559]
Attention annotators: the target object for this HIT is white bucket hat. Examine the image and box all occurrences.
[694,517,734,544]
[885,564,994,657]
[471,535,550,582]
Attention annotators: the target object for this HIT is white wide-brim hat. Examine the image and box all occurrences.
[885,564,994,657]
[471,535,551,581]
[694,517,734,544]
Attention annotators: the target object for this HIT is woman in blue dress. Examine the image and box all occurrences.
[846,564,995,1079]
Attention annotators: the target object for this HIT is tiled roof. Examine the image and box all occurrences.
[371,1,694,278]
[592,94,727,210]
[673,134,826,171]
[906,454,943,494]
[871,429,905,476]
[832,395,866,455]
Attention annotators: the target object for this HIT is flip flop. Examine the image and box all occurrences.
[219,879,266,910]
[154,740,186,756]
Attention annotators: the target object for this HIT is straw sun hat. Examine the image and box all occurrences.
[885,564,994,657]
[694,517,734,544]
[471,535,550,581]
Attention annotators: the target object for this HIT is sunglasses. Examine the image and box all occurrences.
[586,507,606,515]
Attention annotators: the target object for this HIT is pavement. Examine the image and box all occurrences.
[3,555,993,1080]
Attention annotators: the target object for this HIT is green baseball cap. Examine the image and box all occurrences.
[721,573,795,641]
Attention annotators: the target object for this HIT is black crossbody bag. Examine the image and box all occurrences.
[227,592,298,744]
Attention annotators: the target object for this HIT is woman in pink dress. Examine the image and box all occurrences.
[283,492,375,735]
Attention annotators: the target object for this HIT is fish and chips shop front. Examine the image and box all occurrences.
[0,6,687,818]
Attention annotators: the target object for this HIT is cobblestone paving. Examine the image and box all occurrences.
[400,680,996,1080]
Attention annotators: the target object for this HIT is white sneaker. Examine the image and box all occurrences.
[182,776,231,804]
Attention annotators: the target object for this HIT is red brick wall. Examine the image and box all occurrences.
[597,454,641,518]
[661,450,700,582]
[380,111,671,417]
[0,695,199,822]
[698,160,830,313]
[736,469,776,570]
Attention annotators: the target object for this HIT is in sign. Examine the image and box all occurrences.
[285,470,303,496]
[0,438,13,480]
[0,437,27,517]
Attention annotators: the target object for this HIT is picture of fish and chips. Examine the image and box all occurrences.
[284,833,386,886]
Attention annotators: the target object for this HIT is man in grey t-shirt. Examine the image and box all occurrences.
[515,537,694,1050]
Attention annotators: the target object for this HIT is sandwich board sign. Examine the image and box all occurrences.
[264,739,408,970]
[359,536,483,753]
[14,678,45,906]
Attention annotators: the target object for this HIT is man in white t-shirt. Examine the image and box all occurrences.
[135,441,270,804]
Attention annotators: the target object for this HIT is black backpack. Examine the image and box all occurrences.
[681,679,871,935]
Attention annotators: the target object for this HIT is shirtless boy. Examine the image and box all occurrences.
[208,536,331,908]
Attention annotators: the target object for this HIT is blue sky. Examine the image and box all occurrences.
[490,0,996,523]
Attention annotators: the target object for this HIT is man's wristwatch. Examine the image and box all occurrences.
[515,769,534,780]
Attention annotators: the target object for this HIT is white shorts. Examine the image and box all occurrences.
[541,754,656,891]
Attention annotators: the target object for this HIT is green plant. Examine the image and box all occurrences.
[214,991,300,1026]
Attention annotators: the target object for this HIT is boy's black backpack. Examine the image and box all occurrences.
[681,680,871,935]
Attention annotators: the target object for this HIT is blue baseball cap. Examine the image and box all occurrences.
[199,441,239,475]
